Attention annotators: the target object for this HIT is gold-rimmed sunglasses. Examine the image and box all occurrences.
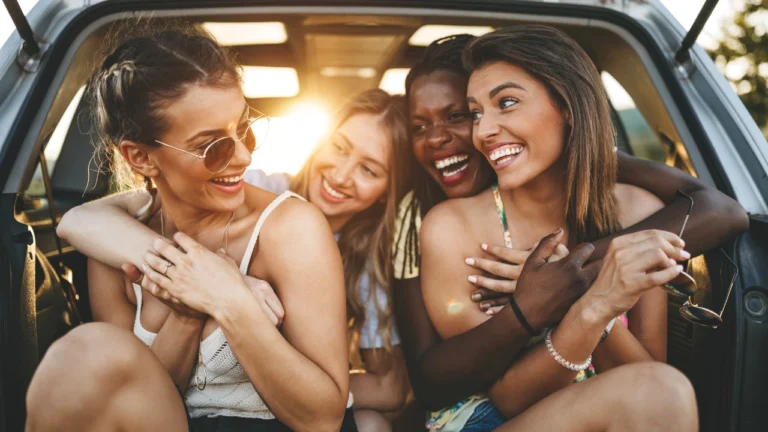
[679,249,738,328]
[155,110,270,173]
[664,190,698,297]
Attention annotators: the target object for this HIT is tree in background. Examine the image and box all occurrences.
[708,0,768,136]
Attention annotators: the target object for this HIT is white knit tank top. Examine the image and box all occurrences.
[132,191,317,419]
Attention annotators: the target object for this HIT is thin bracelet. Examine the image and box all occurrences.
[544,328,592,372]
[599,317,617,343]
[508,295,537,337]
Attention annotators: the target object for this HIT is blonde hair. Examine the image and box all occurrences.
[292,89,411,358]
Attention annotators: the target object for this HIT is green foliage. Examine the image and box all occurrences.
[708,0,768,135]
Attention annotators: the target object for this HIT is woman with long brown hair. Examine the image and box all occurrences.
[391,32,747,430]
[52,86,411,431]
[417,25,702,431]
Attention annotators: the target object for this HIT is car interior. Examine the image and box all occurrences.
[4,5,761,432]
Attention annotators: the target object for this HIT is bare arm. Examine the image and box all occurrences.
[394,276,532,410]
[87,257,137,328]
[58,191,161,269]
[148,202,350,431]
[242,202,349,430]
[601,152,749,258]
[88,257,204,389]
[489,185,669,409]
[396,156,747,411]
[487,230,686,418]
[396,224,595,410]
[607,183,669,363]
[350,347,409,412]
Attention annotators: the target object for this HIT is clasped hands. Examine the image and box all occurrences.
[465,229,688,327]
[123,232,284,326]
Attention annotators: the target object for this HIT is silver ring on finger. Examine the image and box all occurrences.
[162,261,174,276]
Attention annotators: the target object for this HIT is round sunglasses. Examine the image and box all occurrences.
[154,113,270,173]
[664,190,698,298]
[678,249,738,329]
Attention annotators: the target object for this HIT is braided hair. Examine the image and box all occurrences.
[89,23,240,192]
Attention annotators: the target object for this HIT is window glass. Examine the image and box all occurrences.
[601,71,667,163]
[25,85,86,198]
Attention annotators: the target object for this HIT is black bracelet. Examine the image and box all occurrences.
[509,296,537,337]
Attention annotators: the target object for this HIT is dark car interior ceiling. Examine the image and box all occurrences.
[35,13,684,147]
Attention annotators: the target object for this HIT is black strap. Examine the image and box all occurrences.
[509,295,537,337]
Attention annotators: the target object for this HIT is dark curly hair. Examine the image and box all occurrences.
[397,34,480,279]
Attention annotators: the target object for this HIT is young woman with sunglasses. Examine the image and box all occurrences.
[26,27,356,432]
[391,32,748,429]
[46,63,410,432]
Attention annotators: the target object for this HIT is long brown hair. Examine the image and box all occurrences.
[464,25,621,242]
[292,89,411,353]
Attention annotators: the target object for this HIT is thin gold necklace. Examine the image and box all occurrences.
[159,208,235,391]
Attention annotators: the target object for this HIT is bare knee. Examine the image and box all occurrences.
[36,323,145,384]
[354,409,391,432]
[27,324,150,430]
[623,363,698,431]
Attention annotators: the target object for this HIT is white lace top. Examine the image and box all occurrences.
[132,191,352,419]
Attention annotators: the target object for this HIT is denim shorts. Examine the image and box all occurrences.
[461,401,506,431]
[187,409,358,432]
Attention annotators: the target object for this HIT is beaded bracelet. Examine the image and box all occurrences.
[544,328,592,372]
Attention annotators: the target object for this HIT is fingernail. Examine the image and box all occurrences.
[681,250,691,259]
[481,302,491,309]
[468,275,478,284]
[142,263,148,272]
[676,265,684,272]
[481,244,488,251]
[465,258,475,265]
[486,309,494,315]
[471,293,481,301]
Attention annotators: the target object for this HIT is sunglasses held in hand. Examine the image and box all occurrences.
[679,249,737,329]
[664,190,697,297]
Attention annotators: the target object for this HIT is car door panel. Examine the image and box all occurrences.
[728,216,768,432]
[0,193,38,432]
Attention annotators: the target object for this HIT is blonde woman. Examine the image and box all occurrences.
[54,88,411,431]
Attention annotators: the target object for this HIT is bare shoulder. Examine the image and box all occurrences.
[613,183,665,227]
[251,194,339,277]
[262,196,330,240]
[421,191,488,241]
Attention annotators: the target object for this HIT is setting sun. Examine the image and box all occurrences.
[249,102,331,175]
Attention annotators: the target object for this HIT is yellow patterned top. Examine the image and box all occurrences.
[392,191,421,280]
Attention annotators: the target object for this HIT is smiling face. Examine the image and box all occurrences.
[306,113,391,231]
[467,61,568,190]
[147,84,254,212]
[409,70,492,198]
